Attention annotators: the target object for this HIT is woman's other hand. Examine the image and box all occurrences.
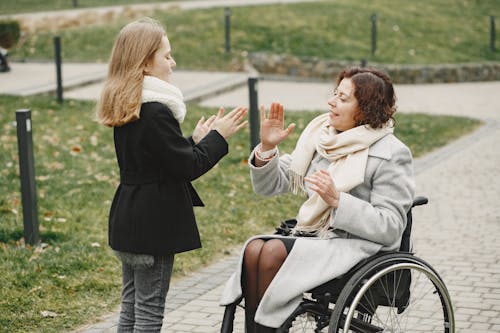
[260,102,296,151]
[305,170,340,208]
[212,106,248,139]
[192,115,217,144]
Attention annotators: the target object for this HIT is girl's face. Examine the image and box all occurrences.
[327,78,360,131]
[144,36,176,82]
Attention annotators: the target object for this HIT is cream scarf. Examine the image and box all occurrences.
[290,113,393,238]
[142,75,186,123]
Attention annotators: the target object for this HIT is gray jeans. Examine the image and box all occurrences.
[116,252,175,333]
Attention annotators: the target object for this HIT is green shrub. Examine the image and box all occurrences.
[0,20,20,49]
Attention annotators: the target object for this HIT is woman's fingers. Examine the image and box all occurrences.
[285,123,296,137]
[278,103,284,124]
[260,105,266,122]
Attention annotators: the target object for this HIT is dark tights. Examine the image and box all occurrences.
[242,239,289,333]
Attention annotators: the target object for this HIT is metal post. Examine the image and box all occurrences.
[248,77,259,151]
[15,109,40,246]
[491,16,496,52]
[225,7,231,53]
[72,0,78,7]
[371,14,377,56]
[54,36,63,104]
[360,59,367,67]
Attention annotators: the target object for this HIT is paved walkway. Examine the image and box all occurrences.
[2,59,500,332]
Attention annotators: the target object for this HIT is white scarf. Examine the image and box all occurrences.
[290,113,393,238]
[142,75,186,123]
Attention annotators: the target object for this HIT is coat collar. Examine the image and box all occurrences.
[368,134,393,160]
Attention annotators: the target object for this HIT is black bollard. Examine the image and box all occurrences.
[54,36,63,104]
[225,7,231,53]
[248,77,259,151]
[16,109,40,246]
[72,0,78,7]
[491,16,496,52]
[371,14,377,56]
[360,59,367,67]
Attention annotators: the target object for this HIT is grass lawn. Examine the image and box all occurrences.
[9,0,500,69]
[0,93,481,332]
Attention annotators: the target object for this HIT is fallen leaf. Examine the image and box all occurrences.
[40,310,58,318]
[70,145,82,155]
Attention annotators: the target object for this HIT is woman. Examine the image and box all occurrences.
[97,18,247,332]
[220,67,415,332]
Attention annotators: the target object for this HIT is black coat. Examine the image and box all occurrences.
[108,102,228,255]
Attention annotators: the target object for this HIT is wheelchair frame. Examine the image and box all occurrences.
[220,196,455,333]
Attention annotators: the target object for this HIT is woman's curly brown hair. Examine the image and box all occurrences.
[336,67,396,128]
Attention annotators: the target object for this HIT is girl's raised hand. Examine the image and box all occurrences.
[212,106,248,139]
[192,115,217,144]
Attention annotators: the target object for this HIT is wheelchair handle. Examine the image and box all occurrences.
[412,196,428,208]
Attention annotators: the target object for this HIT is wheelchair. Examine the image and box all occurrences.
[220,196,455,332]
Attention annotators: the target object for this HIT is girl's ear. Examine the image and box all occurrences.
[143,58,151,75]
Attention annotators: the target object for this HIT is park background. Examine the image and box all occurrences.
[0,0,499,332]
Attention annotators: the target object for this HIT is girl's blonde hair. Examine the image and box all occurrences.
[97,18,166,127]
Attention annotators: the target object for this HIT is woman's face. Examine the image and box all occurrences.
[327,78,359,131]
[144,36,176,82]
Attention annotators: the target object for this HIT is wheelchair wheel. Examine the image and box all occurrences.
[278,299,330,332]
[328,253,454,333]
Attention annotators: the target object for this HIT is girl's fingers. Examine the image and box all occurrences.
[217,107,225,119]
[226,106,244,119]
[197,116,205,126]
[236,120,249,131]
[205,115,216,127]
[234,108,248,122]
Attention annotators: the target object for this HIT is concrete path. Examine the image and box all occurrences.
[3,61,500,332]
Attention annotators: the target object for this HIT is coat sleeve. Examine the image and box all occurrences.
[143,103,228,181]
[331,144,415,250]
[248,147,293,197]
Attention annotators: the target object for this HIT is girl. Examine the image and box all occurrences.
[97,18,247,332]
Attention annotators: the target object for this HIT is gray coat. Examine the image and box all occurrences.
[220,133,415,328]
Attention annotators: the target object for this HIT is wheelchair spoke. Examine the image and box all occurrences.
[330,259,454,333]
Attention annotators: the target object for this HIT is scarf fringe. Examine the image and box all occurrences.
[292,209,332,239]
[289,170,308,197]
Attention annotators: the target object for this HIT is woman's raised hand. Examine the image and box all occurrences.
[212,106,248,139]
[260,102,296,150]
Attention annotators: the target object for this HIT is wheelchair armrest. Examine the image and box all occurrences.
[412,196,428,208]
